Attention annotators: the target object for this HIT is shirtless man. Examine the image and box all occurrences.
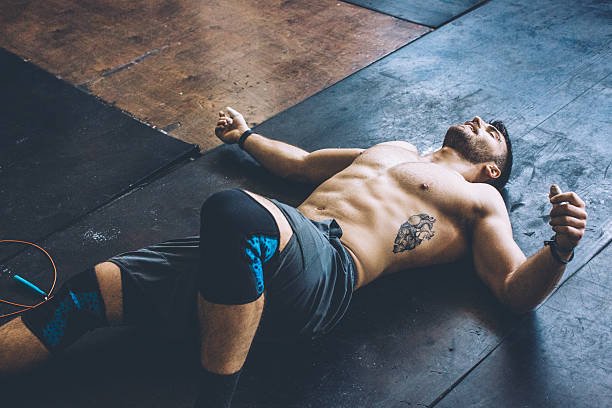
[0,107,587,408]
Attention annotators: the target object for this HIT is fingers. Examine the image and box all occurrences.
[549,190,587,231]
[550,203,587,220]
[549,215,586,229]
[215,115,234,138]
[547,187,587,250]
[550,191,586,208]
[216,117,233,127]
[551,225,584,241]
[549,184,562,198]
[215,123,226,137]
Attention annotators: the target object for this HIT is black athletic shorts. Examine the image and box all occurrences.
[106,191,357,342]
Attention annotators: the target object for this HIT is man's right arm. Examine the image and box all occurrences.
[216,107,364,184]
[471,186,587,314]
[243,133,363,184]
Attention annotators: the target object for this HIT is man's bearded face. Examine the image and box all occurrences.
[442,123,491,164]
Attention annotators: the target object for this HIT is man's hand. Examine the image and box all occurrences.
[215,106,250,144]
[548,184,588,255]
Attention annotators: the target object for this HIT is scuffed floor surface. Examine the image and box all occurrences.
[0,0,430,150]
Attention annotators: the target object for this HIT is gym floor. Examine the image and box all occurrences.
[1,0,610,407]
[0,0,429,149]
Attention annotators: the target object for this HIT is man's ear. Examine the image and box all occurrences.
[484,163,501,180]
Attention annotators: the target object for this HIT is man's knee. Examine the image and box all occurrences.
[20,267,109,354]
[199,189,280,305]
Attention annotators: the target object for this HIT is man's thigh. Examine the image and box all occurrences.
[105,236,200,338]
[95,262,123,326]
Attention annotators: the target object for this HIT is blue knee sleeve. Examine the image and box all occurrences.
[198,189,280,305]
[21,267,108,353]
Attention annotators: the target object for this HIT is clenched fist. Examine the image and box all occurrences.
[548,184,587,256]
[215,107,250,144]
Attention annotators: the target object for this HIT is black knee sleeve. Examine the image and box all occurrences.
[198,189,280,305]
[21,267,108,354]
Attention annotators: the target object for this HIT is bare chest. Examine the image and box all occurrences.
[302,147,483,278]
[356,146,478,218]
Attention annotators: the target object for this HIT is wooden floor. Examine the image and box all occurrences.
[0,0,430,151]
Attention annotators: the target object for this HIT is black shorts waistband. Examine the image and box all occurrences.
[265,196,357,292]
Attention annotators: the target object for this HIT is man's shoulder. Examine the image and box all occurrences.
[470,183,510,220]
[374,140,418,153]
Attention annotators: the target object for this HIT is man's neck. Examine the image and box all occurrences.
[423,147,480,183]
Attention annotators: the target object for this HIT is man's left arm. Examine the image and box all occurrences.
[472,186,587,314]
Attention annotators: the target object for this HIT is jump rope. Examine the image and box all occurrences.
[0,240,57,318]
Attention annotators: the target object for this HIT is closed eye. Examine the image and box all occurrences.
[488,127,501,141]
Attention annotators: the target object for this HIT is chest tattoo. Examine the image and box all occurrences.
[393,214,436,253]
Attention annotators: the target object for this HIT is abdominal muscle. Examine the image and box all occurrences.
[298,161,473,290]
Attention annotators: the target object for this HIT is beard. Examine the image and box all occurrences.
[442,124,490,164]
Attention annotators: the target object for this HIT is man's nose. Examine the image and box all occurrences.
[472,116,483,127]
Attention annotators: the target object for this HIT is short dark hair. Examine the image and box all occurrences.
[488,120,512,191]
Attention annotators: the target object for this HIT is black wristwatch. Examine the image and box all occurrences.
[544,235,574,264]
[238,129,254,150]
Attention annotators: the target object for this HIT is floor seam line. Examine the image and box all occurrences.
[337,1,436,28]
[435,0,492,29]
[339,0,492,29]
[513,65,612,137]
[429,234,611,407]
[77,45,169,88]
[0,148,199,268]
[428,329,511,407]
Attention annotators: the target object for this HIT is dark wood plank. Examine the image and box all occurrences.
[0,0,430,151]
[0,48,198,261]
[0,0,169,84]
[85,1,429,151]
[342,0,486,27]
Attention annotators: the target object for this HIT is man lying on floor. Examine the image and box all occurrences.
[0,107,587,407]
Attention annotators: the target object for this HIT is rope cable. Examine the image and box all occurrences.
[0,240,57,318]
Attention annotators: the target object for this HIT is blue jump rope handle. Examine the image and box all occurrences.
[13,274,47,298]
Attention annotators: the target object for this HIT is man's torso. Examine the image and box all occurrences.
[297,143,498,288]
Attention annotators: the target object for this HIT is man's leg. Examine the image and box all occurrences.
[194,189,292,407]
[198,294,264,375]
[0,262,123,377]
